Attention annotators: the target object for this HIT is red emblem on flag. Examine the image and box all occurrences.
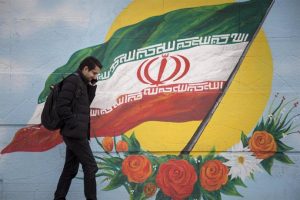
[137,54,190,85]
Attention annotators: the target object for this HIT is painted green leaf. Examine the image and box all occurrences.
[100,177,111,184]
[241,132,249,147]
[276,140,293,152]
[189,181,201,200]
[103,171,127,191]
[98,165,118,171]
[144,153,160,168]
[132,183,145,200]
[221,181,243,197]
[260,157,273,175]
[189,157,199,170]
[156,156,170,164]
[122,133,141,153]
[121,135,131,150]
[101,157,123,167]
[202,190,221,200]
[255,118,264,131]
[121,134,130,141]
[129,133,141,153]
[215,156,228,163]
[181,154,191,161]
[267,118,275,132]
[231,177,247,188]
[130,133,140,146]
[203,147,216,162]
[274,152,294,164]
[197,155,203,164]
[155,190,171,200]
[157,155,178,164]
[275,123,293,139]
[95,172,114,178]
[273,132,283,140]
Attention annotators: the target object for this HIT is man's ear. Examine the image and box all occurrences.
[83,66,89,72]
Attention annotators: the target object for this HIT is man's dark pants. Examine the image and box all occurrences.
[54,136,98,200]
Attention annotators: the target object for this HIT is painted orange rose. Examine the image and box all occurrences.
[200,160,228,192]
[116,140,128,152]
[156,159,197,200]
[249,131,277,159]
[122,155,152,183]
[143,182,157,197]
[102,137,113,152]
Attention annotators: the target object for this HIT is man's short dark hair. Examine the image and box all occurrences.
[78,56,103,71]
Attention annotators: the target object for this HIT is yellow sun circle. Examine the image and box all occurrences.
[105,0,273,154]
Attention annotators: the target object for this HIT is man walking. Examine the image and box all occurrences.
[54,56,102,200]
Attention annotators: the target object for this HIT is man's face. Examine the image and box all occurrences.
[82,65,101,82]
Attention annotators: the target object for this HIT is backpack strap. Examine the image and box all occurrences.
[71,72,83,99]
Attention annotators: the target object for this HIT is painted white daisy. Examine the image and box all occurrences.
[221,142,262,181]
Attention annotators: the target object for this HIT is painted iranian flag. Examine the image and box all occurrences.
[1,0,273,154]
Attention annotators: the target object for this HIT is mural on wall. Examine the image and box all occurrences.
[1,0,274,154]
[0,0,300,199]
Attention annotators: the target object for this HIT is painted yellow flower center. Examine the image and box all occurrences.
[237,156,245,164]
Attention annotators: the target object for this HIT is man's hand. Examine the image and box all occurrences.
[89,79,98,86]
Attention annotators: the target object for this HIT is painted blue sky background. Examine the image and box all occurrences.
[0,0,300,199]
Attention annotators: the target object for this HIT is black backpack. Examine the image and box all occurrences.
[41,73,79,131]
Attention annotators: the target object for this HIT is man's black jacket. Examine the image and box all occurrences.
[56,70,96,140]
